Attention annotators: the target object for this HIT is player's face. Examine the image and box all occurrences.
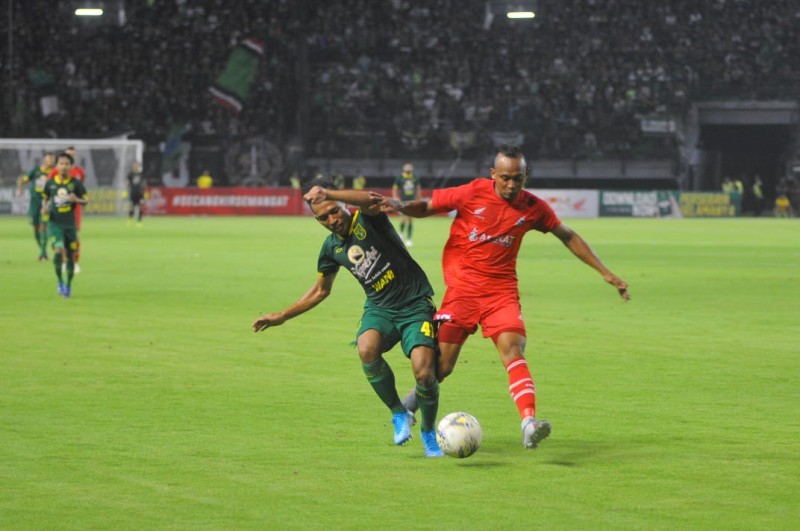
[491,155,528,201]
[56,156,73,177]
[43,154,55,168]
[312,200,351,237]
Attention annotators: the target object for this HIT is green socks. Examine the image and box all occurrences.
[362,358,404,413]
[416,382,439,432]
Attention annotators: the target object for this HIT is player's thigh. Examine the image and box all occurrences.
[358,308,400,357]
[436,289,481,334]
[397,298,437,358]
[47,223,66,249]
[64,227,79,256]
[480,292,526,339]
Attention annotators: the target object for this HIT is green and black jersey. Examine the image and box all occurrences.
[392,174,420,201]
[42,176,88,227]
[23,165,52,216]
[317,210,434,309]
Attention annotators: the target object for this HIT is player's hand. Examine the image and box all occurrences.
[380,197,401,214]
[252,313,286,332]
[365,191,383,207]
[604,274,630,301]
[303,186,327,204]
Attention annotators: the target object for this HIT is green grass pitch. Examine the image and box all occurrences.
[1,215,799,529]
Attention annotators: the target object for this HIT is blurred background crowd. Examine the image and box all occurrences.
[2,0,799,190]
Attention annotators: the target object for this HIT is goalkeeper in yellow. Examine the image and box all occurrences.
[252,177,444,457]
[41,152,89,298]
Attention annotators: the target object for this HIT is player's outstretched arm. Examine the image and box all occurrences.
[252,272,337,332]
[380,197,436,218]
[304,186,382,213]
[551,224,630,301]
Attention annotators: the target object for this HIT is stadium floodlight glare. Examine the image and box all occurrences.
[507,11,535,19]
[75,8,104,16]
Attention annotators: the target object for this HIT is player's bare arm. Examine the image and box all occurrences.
[551,223,630,301]
[69,193,89,205]
[381,197,436,218]
[304,186,382,214]
[252,272,336,332]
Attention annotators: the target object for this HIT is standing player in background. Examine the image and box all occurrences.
[384,145,630,450]
[252,178,444,457]
[392,163,420,246]
[126,160,146,226]
[42,152,89,298]
[16,151,55,261]
[49,146,86,272]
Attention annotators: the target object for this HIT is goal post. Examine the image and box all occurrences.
[0,138,145,216]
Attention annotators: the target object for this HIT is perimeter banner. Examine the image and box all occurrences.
[599,191,741,217]
[142,187,305,216]
[532,189,599,218]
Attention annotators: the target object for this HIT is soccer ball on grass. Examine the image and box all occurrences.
[436,412,482,458]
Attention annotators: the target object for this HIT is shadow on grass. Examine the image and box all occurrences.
[540,439,631,467]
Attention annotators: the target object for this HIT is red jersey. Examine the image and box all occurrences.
[431,178,561,292]
[48,166,86,181]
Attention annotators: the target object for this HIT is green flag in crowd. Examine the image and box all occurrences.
[209,38,264,114]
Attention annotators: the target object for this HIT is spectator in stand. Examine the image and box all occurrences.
[752,175,765,216]
[197,170,213,189]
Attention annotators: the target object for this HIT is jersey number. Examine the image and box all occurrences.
[420,321,435,338]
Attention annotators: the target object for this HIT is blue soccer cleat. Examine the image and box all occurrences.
[421,431,444,457]
[57,282,66,296]
[392,411,413,445]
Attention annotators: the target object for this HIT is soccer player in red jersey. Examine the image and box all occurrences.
[384,144,630,450]
[49,146,86,271]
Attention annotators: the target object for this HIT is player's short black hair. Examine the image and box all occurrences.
[57,152,74,164]
[301,175,336,195]
[496,144,524,159]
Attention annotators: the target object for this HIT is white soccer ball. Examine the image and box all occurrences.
[436,411,483,458]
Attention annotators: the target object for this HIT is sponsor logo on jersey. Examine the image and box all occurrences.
[349,245,382,280]
[471,206,487,219]
[468,227,516,248]
[371,268,395,292]
[347,245,366,265]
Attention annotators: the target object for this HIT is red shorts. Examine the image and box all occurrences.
[75,204,82,230]
[434,288,526,341]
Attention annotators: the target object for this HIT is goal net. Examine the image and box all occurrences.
[0,138,145,216]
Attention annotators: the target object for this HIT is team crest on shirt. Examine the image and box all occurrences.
[353,223,367,240]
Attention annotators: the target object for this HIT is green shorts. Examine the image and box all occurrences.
[48,223,78,252]
[357,298,437,358]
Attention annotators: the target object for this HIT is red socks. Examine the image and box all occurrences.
[505,357,536,419]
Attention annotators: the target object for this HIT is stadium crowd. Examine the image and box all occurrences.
[4,0,799,161]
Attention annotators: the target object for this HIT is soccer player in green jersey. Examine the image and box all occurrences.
[392,163,421,246]
[16,151,55,261]
[41,152,89,298]
[252,178,444,457]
